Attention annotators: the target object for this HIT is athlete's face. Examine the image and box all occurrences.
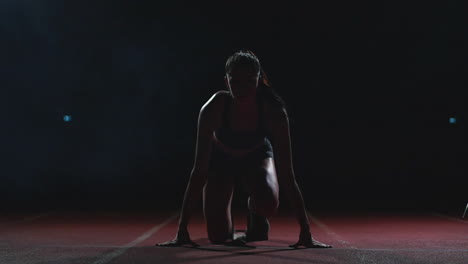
[225,66,259,99]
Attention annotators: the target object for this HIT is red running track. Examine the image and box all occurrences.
[0,208,467,264]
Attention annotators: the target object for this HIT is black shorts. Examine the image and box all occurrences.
[210,138,273,168]
[209,138,274,193]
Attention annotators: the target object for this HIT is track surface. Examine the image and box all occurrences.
[1,209,467,264]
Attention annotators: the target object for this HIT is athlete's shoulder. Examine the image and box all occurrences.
[200,90,229,119]
[200,90,229,115]
[213,90,230,101]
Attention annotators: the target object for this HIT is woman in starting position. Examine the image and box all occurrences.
[156,50,331,248]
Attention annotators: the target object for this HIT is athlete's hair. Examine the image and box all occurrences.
[224,50,287,112]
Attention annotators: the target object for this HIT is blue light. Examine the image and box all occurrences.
[64,115,72,122]
[449,117,456,124]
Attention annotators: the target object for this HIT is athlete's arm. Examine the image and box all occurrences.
[269,107,311,232]
[178,91,224,229]
[157,92,224,247]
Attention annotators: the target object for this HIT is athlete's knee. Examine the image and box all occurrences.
[249,195,279,217]
[252,180,279,206]
[257,199,279,217]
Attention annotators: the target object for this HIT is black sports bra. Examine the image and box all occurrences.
[214,94,268,149]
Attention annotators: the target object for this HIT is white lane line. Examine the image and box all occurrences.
[195,246,468,252]
[331,248,468,252]
[306,210,356,249]
[430,212,468,224]
[91,211,179,264]
[9,245,468,253]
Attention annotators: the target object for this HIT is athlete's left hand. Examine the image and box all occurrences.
[289,230,332,248]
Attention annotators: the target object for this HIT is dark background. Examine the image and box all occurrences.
[1,1,466,213]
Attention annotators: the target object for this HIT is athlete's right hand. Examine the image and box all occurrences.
[155,227,200,247]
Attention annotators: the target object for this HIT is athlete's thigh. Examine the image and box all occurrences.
[241,157,279,197]
[203,165,236,210]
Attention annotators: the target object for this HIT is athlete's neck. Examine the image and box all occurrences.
[232,94,256,110]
